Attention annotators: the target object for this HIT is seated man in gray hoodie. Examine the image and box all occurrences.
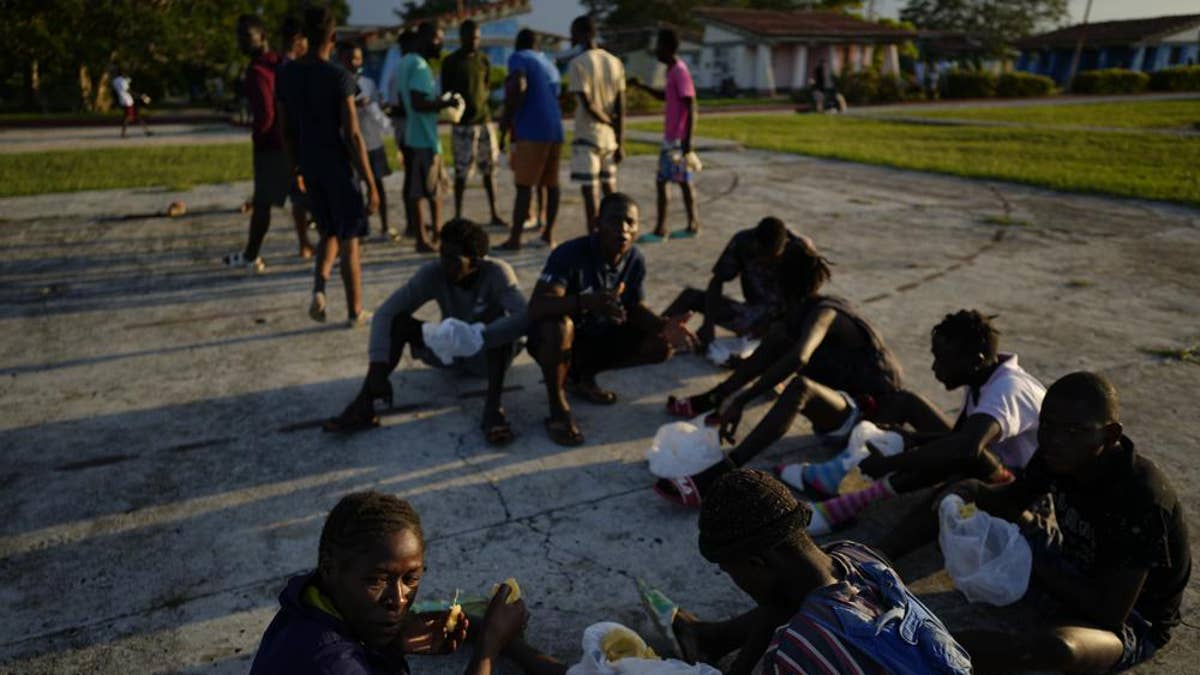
[325,219,527,444]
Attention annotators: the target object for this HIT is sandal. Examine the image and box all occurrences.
[653,476,702,508]
[566,379,617,405]
[481,410,515,446]
[544,416,585,447]
[322,400,380,433]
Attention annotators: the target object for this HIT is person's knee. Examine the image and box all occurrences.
[1042,630,1084,668]
[537,316,574,351]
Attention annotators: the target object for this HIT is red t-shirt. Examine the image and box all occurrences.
[245,50,284,151]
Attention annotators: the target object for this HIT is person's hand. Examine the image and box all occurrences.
[397,611,468,655]
[858,441,893,479]
[717,396,746,444]
[366,186,380,215]
[294,173,307,194]
[580,291,626,324]
[477,583,529,658]
[613,144,625,164]
[661,313,699,353]
[696,322,715,348]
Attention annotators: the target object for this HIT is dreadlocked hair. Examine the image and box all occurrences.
[440,218,490,258]
[698,469,813,563]
[932,309,999,360]
[778,237,831,300]
[318,491,423,571]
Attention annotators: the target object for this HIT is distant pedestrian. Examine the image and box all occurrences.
[567,15,625,232]
[340,41,394,240]
[498,28,564,250]
[382,28,418,238]
[277,6,379,327]
[441,19,506,228]
[397,22,457,253]
[278,14,316,258]
[223,14,314,273]
[111,67,151,138]
[629,28,698,240]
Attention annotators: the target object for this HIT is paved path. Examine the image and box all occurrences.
[1,147,1197,674]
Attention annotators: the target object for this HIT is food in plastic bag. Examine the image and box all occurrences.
[705,336,759,367]
[566,622,720,675]
[440,91,466,124]
[646,419,724,478]
[421,318,485,365]
[938,494,1032,606]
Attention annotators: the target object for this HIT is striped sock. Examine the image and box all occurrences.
[813,478,896,528]
[801,445,871,495]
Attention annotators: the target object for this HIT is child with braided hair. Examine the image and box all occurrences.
[251,491,530,674]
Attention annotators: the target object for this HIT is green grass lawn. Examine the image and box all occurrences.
[631,113,1200,207]
[897,98,1200,130]
[0,134,658,197]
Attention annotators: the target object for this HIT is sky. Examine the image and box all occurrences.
[347,0,1200,29]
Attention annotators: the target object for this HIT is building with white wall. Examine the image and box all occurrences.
[1016,13,1200,84]
[692,7,916,94]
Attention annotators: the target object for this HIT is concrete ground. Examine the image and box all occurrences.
[1,144,1198,675]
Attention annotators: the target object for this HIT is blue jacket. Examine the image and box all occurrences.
[250,573,411,675]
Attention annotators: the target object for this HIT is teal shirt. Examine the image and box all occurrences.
[400,54,441,152]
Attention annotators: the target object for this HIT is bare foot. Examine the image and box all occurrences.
[415,240,437,253]
[299,244,315,259]
[496,239,521,252]
[539,232,555,249]
[489,216,510,228]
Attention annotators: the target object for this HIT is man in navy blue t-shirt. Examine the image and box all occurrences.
[527,192,697,446]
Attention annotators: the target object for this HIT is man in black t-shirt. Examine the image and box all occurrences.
[951,372,1191,673]
[662,217,804,348]
[277,6,379,326]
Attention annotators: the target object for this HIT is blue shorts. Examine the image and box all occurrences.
[1112,610,1160,672]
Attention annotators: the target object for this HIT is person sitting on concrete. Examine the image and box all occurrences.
[324,219,526,444]
[657,239,942,507]
[527,192,697,446]
[950,372,1191,674]
[250,490,530,674]
[659,468,972,675]
[795,310,1046,537]
[661,217,805,352]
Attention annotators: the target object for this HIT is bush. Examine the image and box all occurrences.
[488,65,508,87]
[625,85,663,114]
[1149,65,1200,92]
[942,70,997,99]
[834,67,909,105]
[995,72,1055,98]
[1071,68,1149,94]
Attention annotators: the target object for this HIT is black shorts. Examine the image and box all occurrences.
[306,167,368,240]
[252,149,290,208]
[404,147,443,200]
[368,146,392,181]
[527,319,659,378]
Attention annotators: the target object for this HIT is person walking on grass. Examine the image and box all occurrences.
[498,28,564,251]
[277,6,379,327]
[629,28,699,241]
[442,20,507,229]
[567,15,625,233]
[223,14,314,274]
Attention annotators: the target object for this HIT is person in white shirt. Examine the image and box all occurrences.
[783,310,1045,543]
[111,67,151,138]
[566,15,624,232]
[340,42,394,240]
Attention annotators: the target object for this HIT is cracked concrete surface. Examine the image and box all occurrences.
[1,147,1198,674]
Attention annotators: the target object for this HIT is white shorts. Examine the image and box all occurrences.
[569,141,618,185]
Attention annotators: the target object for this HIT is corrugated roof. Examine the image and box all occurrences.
[695,7,916,40]
[1018,13,1200,49]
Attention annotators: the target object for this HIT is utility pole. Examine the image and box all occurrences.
[1066,0,1094,91]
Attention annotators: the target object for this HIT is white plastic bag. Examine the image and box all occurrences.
[846,420,904,459]
[421,318,485,365]
[646,418,723,479]
[566,622,720,675]
[705,336,759,367]
[439,91,466,124]
[938,494,1032,606]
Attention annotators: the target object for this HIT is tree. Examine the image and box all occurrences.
[581,0,865,31]
[399,0,496,22]
[900,0,1068,58]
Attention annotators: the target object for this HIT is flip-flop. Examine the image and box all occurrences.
[636,578,689,660]
[322,405,381,433]
[637,233,666,244]
[544,416,585,447]
[669,229,698,239]
[653,476,702,508]
[566,380,618,405]
[481,414,515,446]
